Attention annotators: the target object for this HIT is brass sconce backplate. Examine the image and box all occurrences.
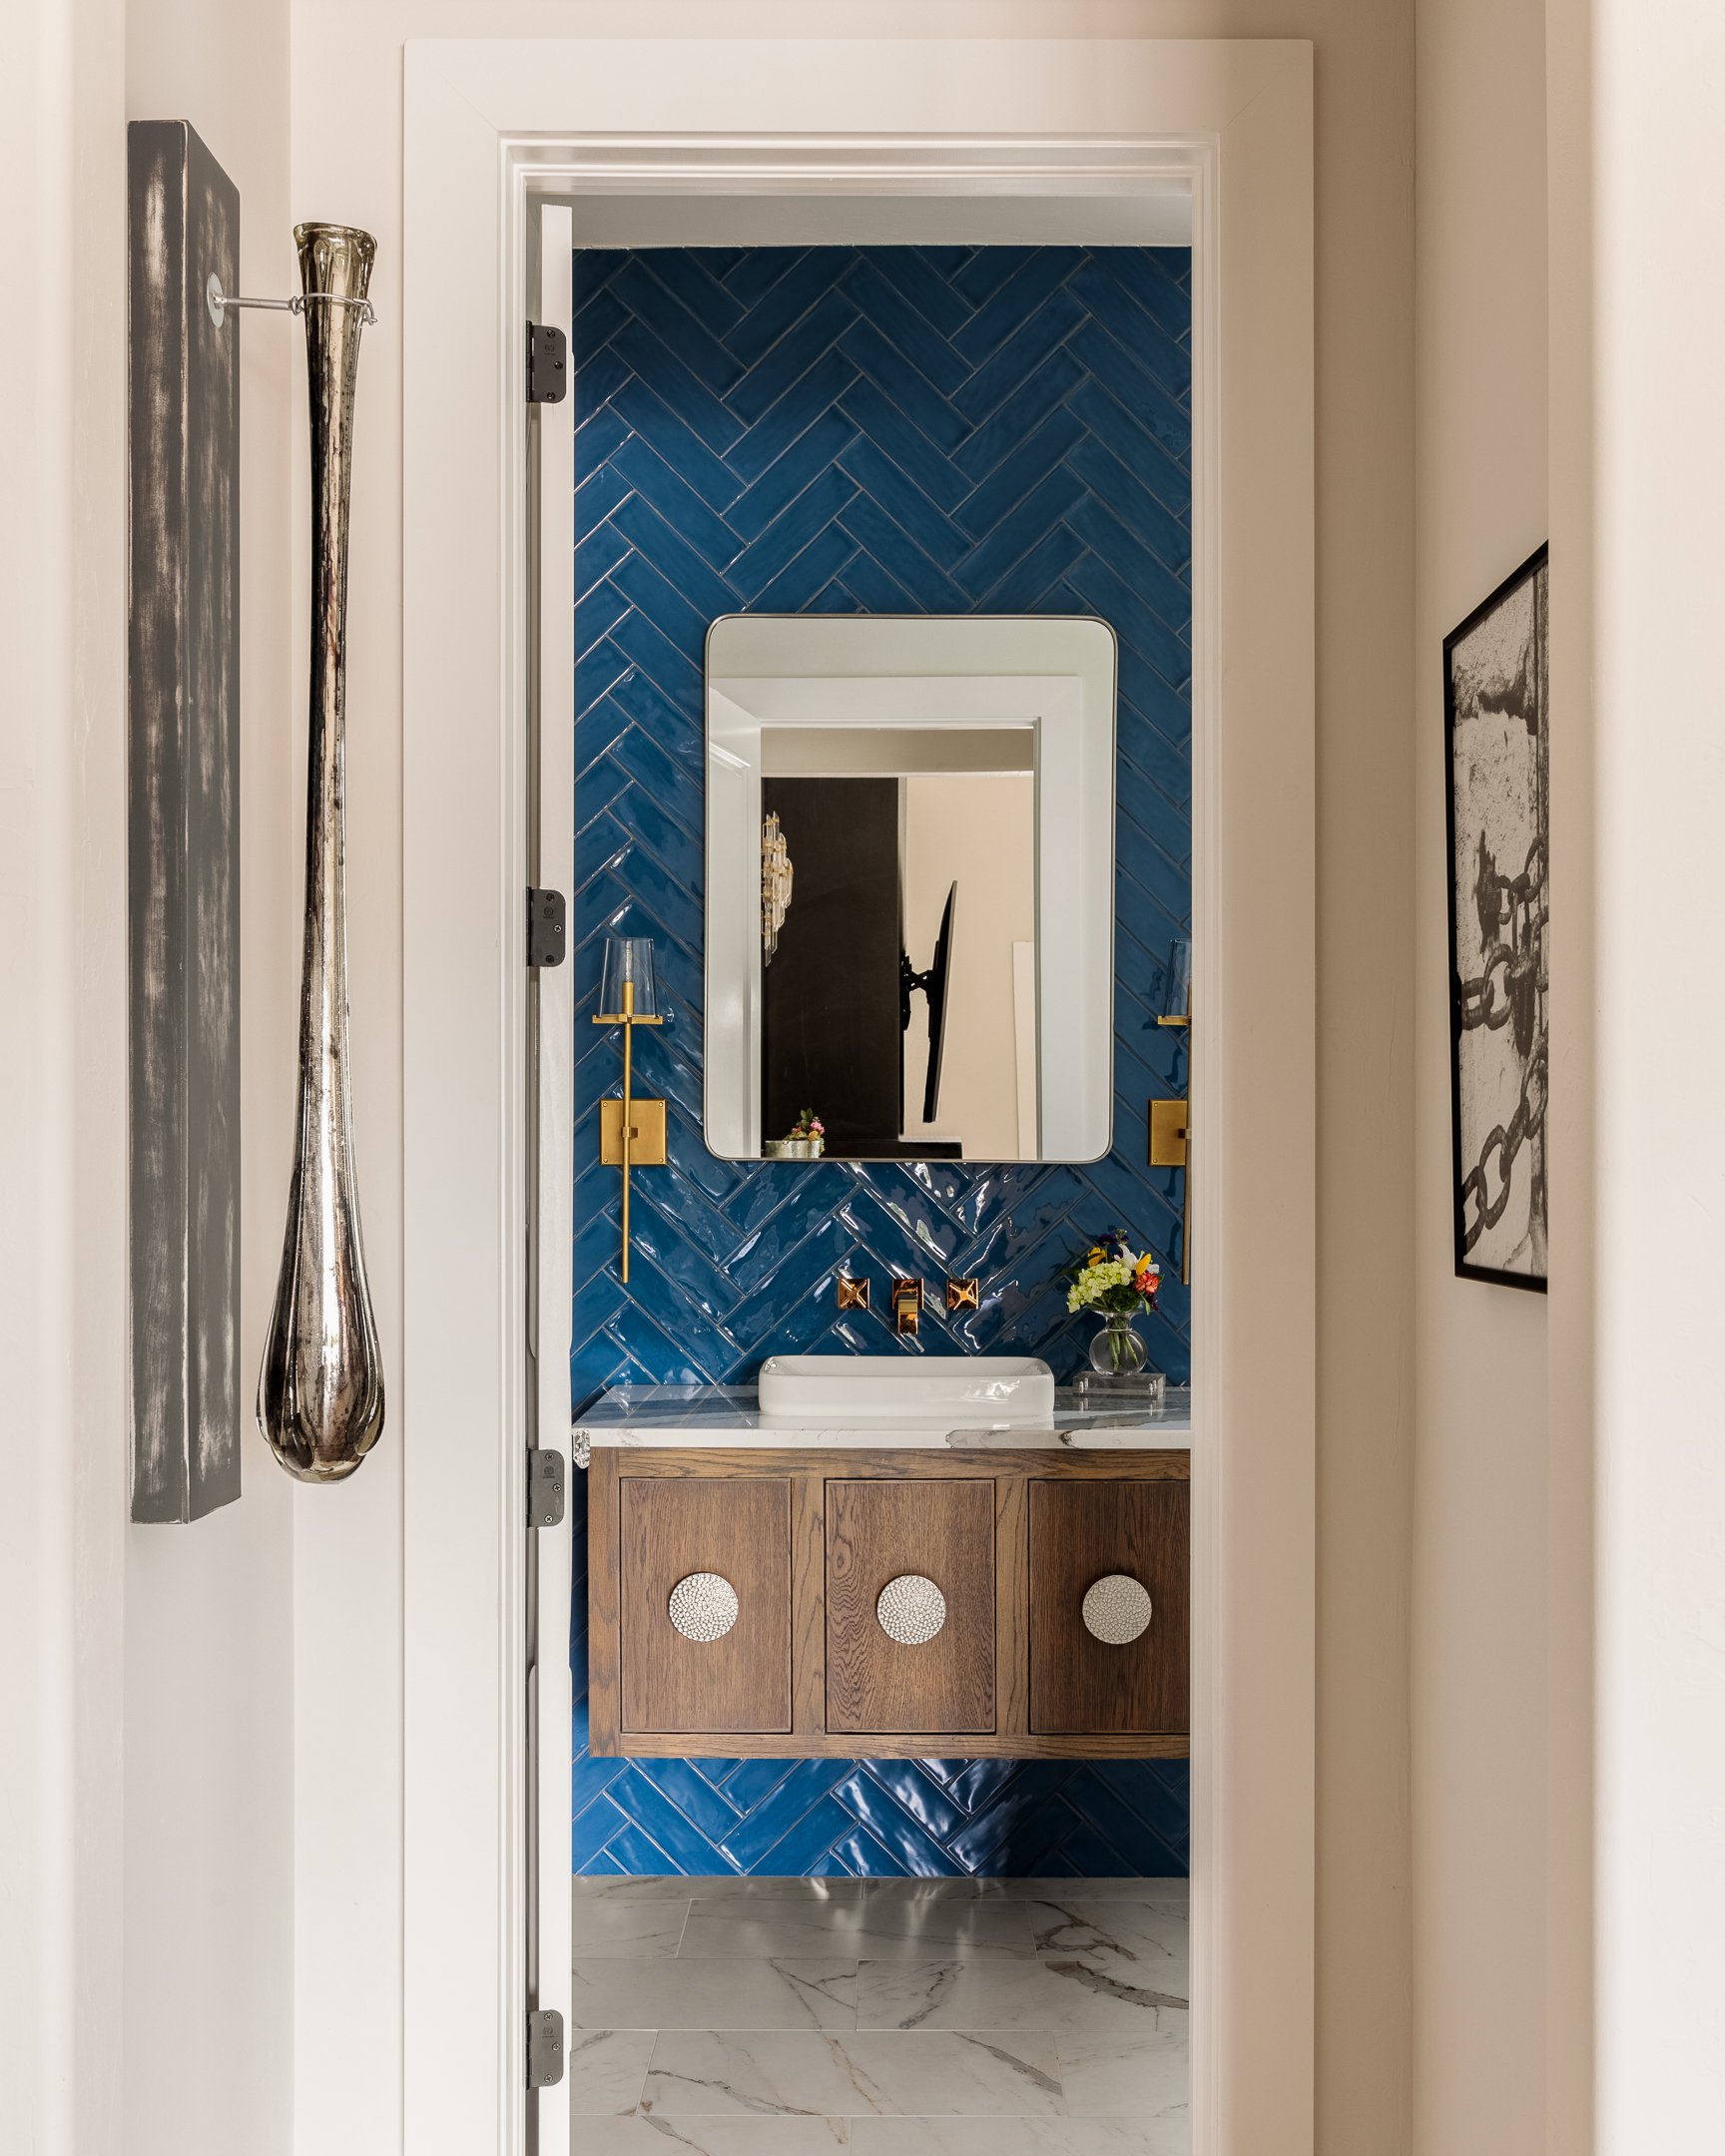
[836,1275,870,1312]
[601,1097,668,1166]
[1149,1097,1189,1170]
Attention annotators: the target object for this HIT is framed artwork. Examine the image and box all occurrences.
[1443,543,1548,1291]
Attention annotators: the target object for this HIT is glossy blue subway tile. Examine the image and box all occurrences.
[727,464,859,596]
[851,247,975,340]
[835,435,970,570]
[610,259,747,396]
[726,409,860,542]
[833,1773,965,1877]
[949,248,1076,368]
[725,287,859,429]
[609,376,743,512]
[724,249,840,367]
[948,243,1042,308]
[836,318,971,456]
[716,1759,851,1871]
[720,347,860,488]
[974,525,1089,615]
[609,489,742,619]
[948,469,1086,603]
[751,525,857,615]
[949,287,1086,429]
[569,244,1193,1878]
[842,262,970,395]
[1062,319,1191,465]
[834,494,971,613]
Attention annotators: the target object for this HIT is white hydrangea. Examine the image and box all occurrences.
[1067,1256,1139,1311]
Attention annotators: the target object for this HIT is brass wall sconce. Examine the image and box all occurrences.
[595,936,666,1283]
[836,1275,870,1312]
[945,1276,980,1313]
[890,1278,924,1336]
[1150,938,1193,1286]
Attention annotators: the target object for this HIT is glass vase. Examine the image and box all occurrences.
[1090,1315,1148,1377]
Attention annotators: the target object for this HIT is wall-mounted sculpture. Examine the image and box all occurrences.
[127,121,243,1521]
[256,224,386,1481]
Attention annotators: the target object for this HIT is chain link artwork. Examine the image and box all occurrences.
[1444,546,1548,1288]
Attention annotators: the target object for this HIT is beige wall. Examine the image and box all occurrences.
[288,5,1415,2152]
[1411,2,1550,2153]
[1,0,296,2150]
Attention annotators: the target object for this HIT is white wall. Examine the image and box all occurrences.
[903,772,1035,1159]
[1410,3,1549,2152]
[0,0,297,2150]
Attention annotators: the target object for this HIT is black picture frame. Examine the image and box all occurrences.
[1442,542,1549,1292]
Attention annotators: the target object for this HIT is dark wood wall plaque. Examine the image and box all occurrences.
[128,121,242,1521]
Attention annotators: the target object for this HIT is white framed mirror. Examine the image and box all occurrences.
[705,613,1117,1163]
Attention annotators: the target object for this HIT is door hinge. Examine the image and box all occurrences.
[527,887,566,968]
[526,320,567,404]
[528,1448,566,1528]
[527,2007,565,2089]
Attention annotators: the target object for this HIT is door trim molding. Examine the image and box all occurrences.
[402,38,1313,2155]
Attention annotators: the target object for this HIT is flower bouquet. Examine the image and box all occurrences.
[1063,1231,1162,1376]
[764,1108,825,1161]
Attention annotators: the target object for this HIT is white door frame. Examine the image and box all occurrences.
[403,37,1313,2156]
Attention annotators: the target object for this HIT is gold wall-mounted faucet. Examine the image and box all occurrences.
[889,1278,924,1337]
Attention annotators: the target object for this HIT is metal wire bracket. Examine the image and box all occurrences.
[205,272,376,328]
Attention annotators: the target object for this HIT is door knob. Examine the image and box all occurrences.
[668,1571,739,1641]
[876,1573,946,1644]
[1081,1573,1153,1644]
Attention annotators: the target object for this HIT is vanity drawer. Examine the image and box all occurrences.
[826,1478,995,1736]
[1028,1478,1188,1736]
[620,1476,791,1735]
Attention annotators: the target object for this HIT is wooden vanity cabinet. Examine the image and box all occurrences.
[618,1476,791,1735]
[826,1478,995,1736]
[586,1448,1189,1760]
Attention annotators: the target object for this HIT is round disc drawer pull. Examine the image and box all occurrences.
[1082,1573,1153,1645]
[875,1573,946,1645]
[668,1572,740,1642]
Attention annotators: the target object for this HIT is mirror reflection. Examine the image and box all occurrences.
[705,616,1117,1164]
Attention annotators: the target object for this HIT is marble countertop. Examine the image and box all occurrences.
[573,1383,1193,1459]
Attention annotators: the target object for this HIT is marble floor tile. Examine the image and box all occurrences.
[681,1900,1035,1962]
[1019,1904,1189,1989]
[575,1876,718,1903]
[857,1953,1186,2037]
[846,1879,1186,1906]
[1052,2021,1190,2120]
[574,1875,866,1904]
[575,2115,852,2152]
[566,2027,657,2114]
[573,1956,858,2032]
[980,1880,1188,1904]
[641,2029,1067,2118]
[849,2119,1182,2156]
[571,1897,691,1958]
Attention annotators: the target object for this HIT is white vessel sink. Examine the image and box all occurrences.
[757,1353,1055,1426]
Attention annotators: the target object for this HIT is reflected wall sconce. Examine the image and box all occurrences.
[1150,937,1193,1286]
[595,936,667,1283]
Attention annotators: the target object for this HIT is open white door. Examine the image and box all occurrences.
[529,201,575,2156]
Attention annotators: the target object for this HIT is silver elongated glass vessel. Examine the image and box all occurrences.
[258,223,384,1481]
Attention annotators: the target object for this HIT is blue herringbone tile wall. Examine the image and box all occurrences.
[570,245,1191,1877]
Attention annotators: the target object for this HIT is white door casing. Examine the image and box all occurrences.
[402,38,1314,2156]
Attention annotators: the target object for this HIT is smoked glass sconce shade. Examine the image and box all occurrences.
[599,935,658,1021]
[1160,937,1193,1022]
